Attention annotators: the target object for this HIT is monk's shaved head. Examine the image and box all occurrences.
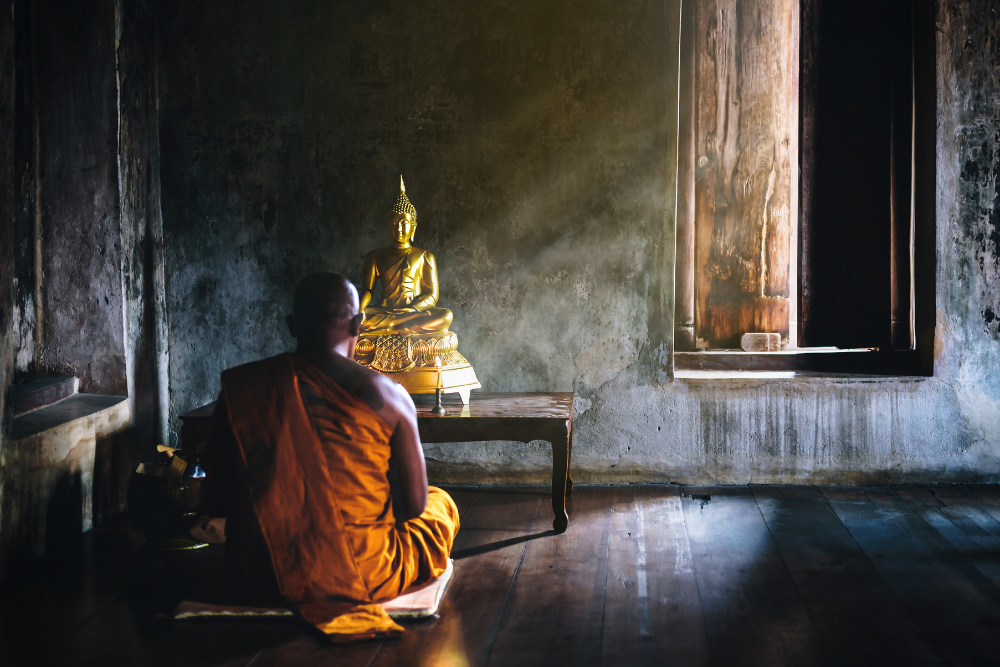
[293,272,358,323]
[288,273,363,359]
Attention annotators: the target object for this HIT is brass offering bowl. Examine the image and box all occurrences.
[127,450,208,551]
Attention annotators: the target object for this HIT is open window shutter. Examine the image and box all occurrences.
[799,0,910,350]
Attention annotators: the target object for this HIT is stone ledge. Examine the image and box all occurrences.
[11,394,127,441]
[0,395,131,577]
[10,375,78,417]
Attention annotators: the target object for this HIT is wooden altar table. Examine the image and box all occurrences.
[179,392,575,532]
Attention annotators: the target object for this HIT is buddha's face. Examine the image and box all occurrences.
[391,213,416,246]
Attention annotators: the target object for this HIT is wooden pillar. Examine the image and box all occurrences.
[675,0,696,351]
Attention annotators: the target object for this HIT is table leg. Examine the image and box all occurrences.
[550,424,570,533]
[566,421,574,497]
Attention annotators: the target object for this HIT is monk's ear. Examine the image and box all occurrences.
[286,315,297,338]
[349,312,364,337]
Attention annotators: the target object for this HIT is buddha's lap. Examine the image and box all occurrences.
[364,306,452,319]
[360,309,453,336]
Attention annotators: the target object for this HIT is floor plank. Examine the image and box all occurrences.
[968,485,1000,526]
[823,487,1000,666]
[681,486,829,667]
[439,485,478,520]
[895,487,1000,590]
[149,623,286,667]
[925,485,1000,536]
[926,484,979,506]
[251,625,381,667]
[894,484,945,509]
[485,486,612,667]
[0,565,124,662]
[368,487,546,667]
[602,485,708,667]
[0,561,39,610]
[753,486,945,667]
[19,595,171,667]
[0,528,139,663]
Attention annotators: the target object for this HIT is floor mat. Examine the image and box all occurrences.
[174,559,454,621]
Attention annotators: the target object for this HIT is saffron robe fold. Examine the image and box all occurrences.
[202,353,459,641]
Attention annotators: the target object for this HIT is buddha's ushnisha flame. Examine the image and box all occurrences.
[387,175,418,224]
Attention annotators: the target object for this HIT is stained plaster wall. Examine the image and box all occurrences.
[0,0,164,576]
[34,0,128,395]
[1,1,15,496]
[117,0,170,453]
[0,0,21,576]
[10,0,34,383]
[158,0,1000,485]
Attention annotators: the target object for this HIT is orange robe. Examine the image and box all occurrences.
[200,353,459,641]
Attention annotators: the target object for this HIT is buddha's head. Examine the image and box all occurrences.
[387,176,418,246]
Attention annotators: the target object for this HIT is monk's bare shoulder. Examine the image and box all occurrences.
[355,363,416,430]
[324,354,383,403]
[375,372,417,424]
[322,354,413,426]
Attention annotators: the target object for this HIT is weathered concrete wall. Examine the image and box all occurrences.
[157,0,999,484]
[117,0,170,456]
[1,0,15,488]
[35,0,127,395]
[10,0,36,382]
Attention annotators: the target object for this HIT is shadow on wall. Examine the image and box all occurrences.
[43,469,84,557]
[92,426,140,526]
[0,399,131,578]
[1,464,85,575]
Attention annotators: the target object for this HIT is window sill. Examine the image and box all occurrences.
[674,349,927,377]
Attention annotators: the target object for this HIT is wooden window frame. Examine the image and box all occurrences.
[673,0,936,377]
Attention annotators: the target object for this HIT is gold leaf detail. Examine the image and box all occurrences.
[370,334,415,373]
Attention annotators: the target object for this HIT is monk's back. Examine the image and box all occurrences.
[294,357,395,524]
[291,356,414,599]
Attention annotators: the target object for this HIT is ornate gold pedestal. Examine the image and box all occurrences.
[355,330,480,404]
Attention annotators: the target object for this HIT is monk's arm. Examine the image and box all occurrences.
[386,387,428,520]
[199,395,240,519]
[190,395,238,543]
[358,253,378,312]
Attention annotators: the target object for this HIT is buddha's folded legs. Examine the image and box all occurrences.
[362,306,454,334]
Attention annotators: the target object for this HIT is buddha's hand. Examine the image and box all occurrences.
[410,295,436,310]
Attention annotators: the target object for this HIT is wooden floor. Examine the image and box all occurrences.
[3,485,1000,666]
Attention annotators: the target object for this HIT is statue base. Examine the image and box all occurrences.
[354,330,480,404]
[391,361,481,404]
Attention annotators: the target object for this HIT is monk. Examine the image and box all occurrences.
[192,272,460,641]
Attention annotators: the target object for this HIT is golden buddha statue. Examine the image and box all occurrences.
[353,177,480,403]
